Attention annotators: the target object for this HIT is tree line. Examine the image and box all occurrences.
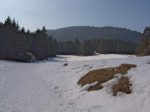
[57,38,137,55]
[136,27,150,55]
[0,17,57,62]
[0,17,144,62]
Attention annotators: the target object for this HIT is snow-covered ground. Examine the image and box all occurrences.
[0,54,150,112]
[51,54,132,62]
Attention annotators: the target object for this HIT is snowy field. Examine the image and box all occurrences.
[0,54,150,112]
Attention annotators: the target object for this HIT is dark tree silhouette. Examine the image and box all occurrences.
[0,17,56,62]
[136,27,150,55]
[4,16,12,27]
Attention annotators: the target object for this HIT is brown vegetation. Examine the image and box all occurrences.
[112,77,132,96]
[78,64,136,95]
[78,64,136,86]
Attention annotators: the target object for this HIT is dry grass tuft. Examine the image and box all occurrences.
[78,64,136,92]
[112,76,132,96]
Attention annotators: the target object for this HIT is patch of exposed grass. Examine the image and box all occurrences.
[112,76,132,96]
[117,64,136,74]
[78,64,136,93]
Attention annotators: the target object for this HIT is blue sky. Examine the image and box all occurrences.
[0,0,149,32]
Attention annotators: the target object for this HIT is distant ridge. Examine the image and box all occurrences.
[47,26,142,42]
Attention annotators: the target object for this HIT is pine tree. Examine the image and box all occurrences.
[21,27,25,33]
[26,29,31,35]
[42,26,46,33]
[36,28,41,34]
[12,19,17,29]
[136,27,150,55]
[4,16,12,27]
[16,22,20,31]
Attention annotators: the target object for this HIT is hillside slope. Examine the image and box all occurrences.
[0,55,150,112]
[47,26,142,42]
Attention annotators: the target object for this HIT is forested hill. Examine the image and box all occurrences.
[47,26,142,42]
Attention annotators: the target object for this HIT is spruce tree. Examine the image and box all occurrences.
[21,27,25,33]
[4,16,12,27]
